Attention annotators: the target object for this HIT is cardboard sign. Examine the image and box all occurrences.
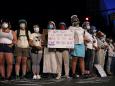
[94,64,107,77]
[48,30,74,48]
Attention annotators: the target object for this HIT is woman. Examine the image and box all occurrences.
[55,22,70,79]
[105,38,114,75]
[29,25,43,79]
[15,19,31,79]
[0,20,17,80]
[68,15,89,79]
[43,21,57,78]
[82,21,95,77]
[96,31,108,68]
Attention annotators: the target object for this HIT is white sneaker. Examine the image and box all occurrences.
[56,74,61,80]
[65,75,70,79]
[33,75,37,79]
[36,75,41,79]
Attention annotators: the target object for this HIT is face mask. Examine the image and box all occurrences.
[20,23,26,29]
[60,25,65,30]
[72,22,79,27]
[93,30,97,33]
[110,40,113,43]
[86,25,90,30]
[2,23,8,28]
[93,33,96,36]
[34,27,40,33]
[100,37,104,40]
[48,24,54,29]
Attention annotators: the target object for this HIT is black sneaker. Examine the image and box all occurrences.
[0,77,5,81]
[21,75,27,80]
[72,74,77,79]
[107,72,113,76]
[6,77,12,81]
[80,74,89,79]
[16,75,20,80]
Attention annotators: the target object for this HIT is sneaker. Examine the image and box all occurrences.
[107,71,112,76]
[56,74,61,80]
[6,77,12,81]
[80,74,88,79]
[21,75,26,80]
[65,75,70,79]
[33,75,37,80]
[0,77,5,81]
[16,75,20,80]
[72,74,76,79]
[36,75,41,79]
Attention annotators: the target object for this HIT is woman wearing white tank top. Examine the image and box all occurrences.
[0,20,17,80]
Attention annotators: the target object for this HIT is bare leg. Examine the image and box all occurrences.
[79,58,85,75]
[22,57,27,76]
[0,53,5,78]
[72,57,78,75]
[15,56,22,76]
[5,53,13,78]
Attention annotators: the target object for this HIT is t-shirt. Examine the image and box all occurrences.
[68,26,85,44]
[85,31,94,49]
[30,33,42,47]
[92,36,98,50]
[16,30,31,48]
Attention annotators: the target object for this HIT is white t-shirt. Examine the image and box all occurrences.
[92,36,98,50]
[68,26,85,44]
[85,31,94,49]
[30,33,42,47]
[16,29,31,48]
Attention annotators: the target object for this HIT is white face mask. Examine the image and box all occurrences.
[93,30,97,33]
[34,27,40,33]
[94,33,96,36]
[86,25,90,30]
[2,23,8,29]
[110,40,113,43]
[20,23,26,29]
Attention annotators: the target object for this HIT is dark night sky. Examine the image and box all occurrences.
[0,0,103,32]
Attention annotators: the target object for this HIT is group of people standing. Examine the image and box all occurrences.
[0,15,114,80]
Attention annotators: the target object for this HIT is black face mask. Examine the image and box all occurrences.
[72,22,79,26]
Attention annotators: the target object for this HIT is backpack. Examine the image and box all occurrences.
[17,29,29,41]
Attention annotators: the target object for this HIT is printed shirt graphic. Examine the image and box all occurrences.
[68,26,84,44]
[30,33,42,47]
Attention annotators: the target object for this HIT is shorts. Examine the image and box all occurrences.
[71,44,85,58]
[15,46,30,57]
[0,44,13,53]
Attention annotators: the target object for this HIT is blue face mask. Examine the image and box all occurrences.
[48,24,54,29]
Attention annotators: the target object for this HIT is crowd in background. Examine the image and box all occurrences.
[0,15,115,80]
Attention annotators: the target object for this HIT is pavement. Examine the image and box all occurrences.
[0,76,114,86]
